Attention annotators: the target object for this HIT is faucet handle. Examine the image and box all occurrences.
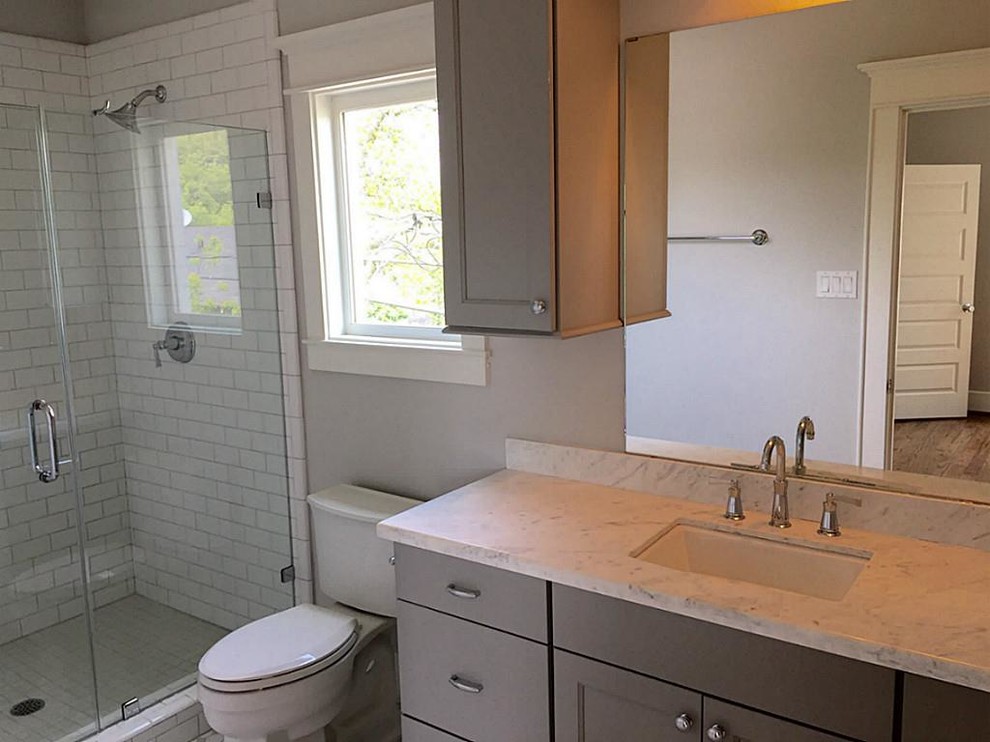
[817,492,862,537]
[723,480,745,521]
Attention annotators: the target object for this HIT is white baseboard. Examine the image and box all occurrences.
[968,390,990,413]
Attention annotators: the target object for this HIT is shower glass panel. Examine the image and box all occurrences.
[3,100,293,742]
[86,115,294,724]
[0,104,100,742]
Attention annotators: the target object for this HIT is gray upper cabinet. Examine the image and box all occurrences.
[434,0,621,337]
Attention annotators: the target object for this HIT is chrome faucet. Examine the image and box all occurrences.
[794,416,816,476]
[760,435,790,528]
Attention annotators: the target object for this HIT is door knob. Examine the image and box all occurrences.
[674,713,694,732]
[963,303,976,313]
[706,724,728,741]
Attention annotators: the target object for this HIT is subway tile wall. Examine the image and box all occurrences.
[0,31,133,645]
[1,0,310,643]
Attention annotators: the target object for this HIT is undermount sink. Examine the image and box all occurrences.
[633,522,872,601]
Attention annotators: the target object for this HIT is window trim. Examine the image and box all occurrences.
[278,5,489,386]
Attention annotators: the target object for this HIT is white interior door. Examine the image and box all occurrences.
[894,164,982,420]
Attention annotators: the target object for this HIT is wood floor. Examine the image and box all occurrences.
[893,413,990,482]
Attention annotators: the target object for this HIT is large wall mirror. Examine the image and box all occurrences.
[623,0,990,497]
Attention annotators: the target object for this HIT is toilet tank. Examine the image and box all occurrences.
[307,485,420,617]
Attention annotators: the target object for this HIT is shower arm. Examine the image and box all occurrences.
[130,85,168,108]
[92,85,167,118]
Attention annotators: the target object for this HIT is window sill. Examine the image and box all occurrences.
[303,335,489,386]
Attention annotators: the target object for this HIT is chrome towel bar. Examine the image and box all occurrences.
[668,229,769,245]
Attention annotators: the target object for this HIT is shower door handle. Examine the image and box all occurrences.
[27,399,61,483]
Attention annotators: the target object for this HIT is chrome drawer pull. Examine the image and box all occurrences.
[445,584,481,600]
[449,675,483,694]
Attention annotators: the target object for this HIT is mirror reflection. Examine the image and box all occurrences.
[623,1,990,488]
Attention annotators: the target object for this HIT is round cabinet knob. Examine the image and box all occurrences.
[963,303,976,313]
[707,724,728,741]
[674,713,694,732]
[530,299,548,315]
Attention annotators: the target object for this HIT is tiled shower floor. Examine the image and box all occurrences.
[0,595,227,742]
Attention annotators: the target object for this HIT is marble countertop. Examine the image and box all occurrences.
[378,469,990,692]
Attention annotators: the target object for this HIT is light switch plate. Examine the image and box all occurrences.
[816,271,857,299]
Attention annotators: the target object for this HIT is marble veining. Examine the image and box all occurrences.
[506,438,990,552]
[379,468,990,693]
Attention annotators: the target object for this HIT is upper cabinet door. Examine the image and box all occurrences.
[435,0,556,334]
[435,0,621,337]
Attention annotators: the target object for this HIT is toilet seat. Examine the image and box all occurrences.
[199,604,359,693]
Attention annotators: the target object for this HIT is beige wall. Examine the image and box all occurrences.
[907,107,990,394]
[621,0,848,38]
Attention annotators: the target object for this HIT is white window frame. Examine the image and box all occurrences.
[277,4,488,386]
[316,73,444,342]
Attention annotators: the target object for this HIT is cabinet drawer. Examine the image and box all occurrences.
[555,649,702,741]
[398,601,550,742]
[395,544,548,641]
[401,716,465,742]
[705,699,847,741]
[552,585,894,742]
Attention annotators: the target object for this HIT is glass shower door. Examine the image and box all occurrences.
[0,104,99,742]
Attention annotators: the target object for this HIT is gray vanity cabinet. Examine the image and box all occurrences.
[394,546,551,742]
[554,649,702,741]
[433,0,622,337]
[703,699,848,742]
[901,675,990,741]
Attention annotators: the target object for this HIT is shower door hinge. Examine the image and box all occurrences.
[256,191,273,209]
[121,697,140,721]
[280,564,296,583]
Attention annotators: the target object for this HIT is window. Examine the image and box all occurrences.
[165,130,243,323]
[135,122,253,334]
[280,2,487,386]
[316,74,444,341]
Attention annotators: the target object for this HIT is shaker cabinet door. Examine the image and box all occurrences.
[702,699,847,742]
[434,0,555,334]
[554,650,702,741]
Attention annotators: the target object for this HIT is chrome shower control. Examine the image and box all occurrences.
[674,713,694,732]
[706,724,728,741]
[152,322,195,368]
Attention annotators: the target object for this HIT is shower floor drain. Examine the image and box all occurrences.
[10,698,45,717]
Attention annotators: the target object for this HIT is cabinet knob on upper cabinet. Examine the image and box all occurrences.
[674,713,694,732]
[530,299,548,315]
[706,724,728,741]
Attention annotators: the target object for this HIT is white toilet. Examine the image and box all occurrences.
[197,484,418,742]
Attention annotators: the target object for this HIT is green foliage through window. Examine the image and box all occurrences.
[343,96,444,328]
[177,131,234,226]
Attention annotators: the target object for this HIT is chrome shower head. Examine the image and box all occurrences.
[93,85,167,134]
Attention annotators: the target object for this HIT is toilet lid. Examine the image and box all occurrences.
[199,604,358,684]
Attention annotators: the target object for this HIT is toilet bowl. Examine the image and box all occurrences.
[197,485,418,742]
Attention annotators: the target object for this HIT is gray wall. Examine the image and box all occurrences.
[81,0,244,42]
[625,0,990,464]
[276,0,424,36]
[907,107,990,393]
[0,0,86,43]
[298,333,625,499]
